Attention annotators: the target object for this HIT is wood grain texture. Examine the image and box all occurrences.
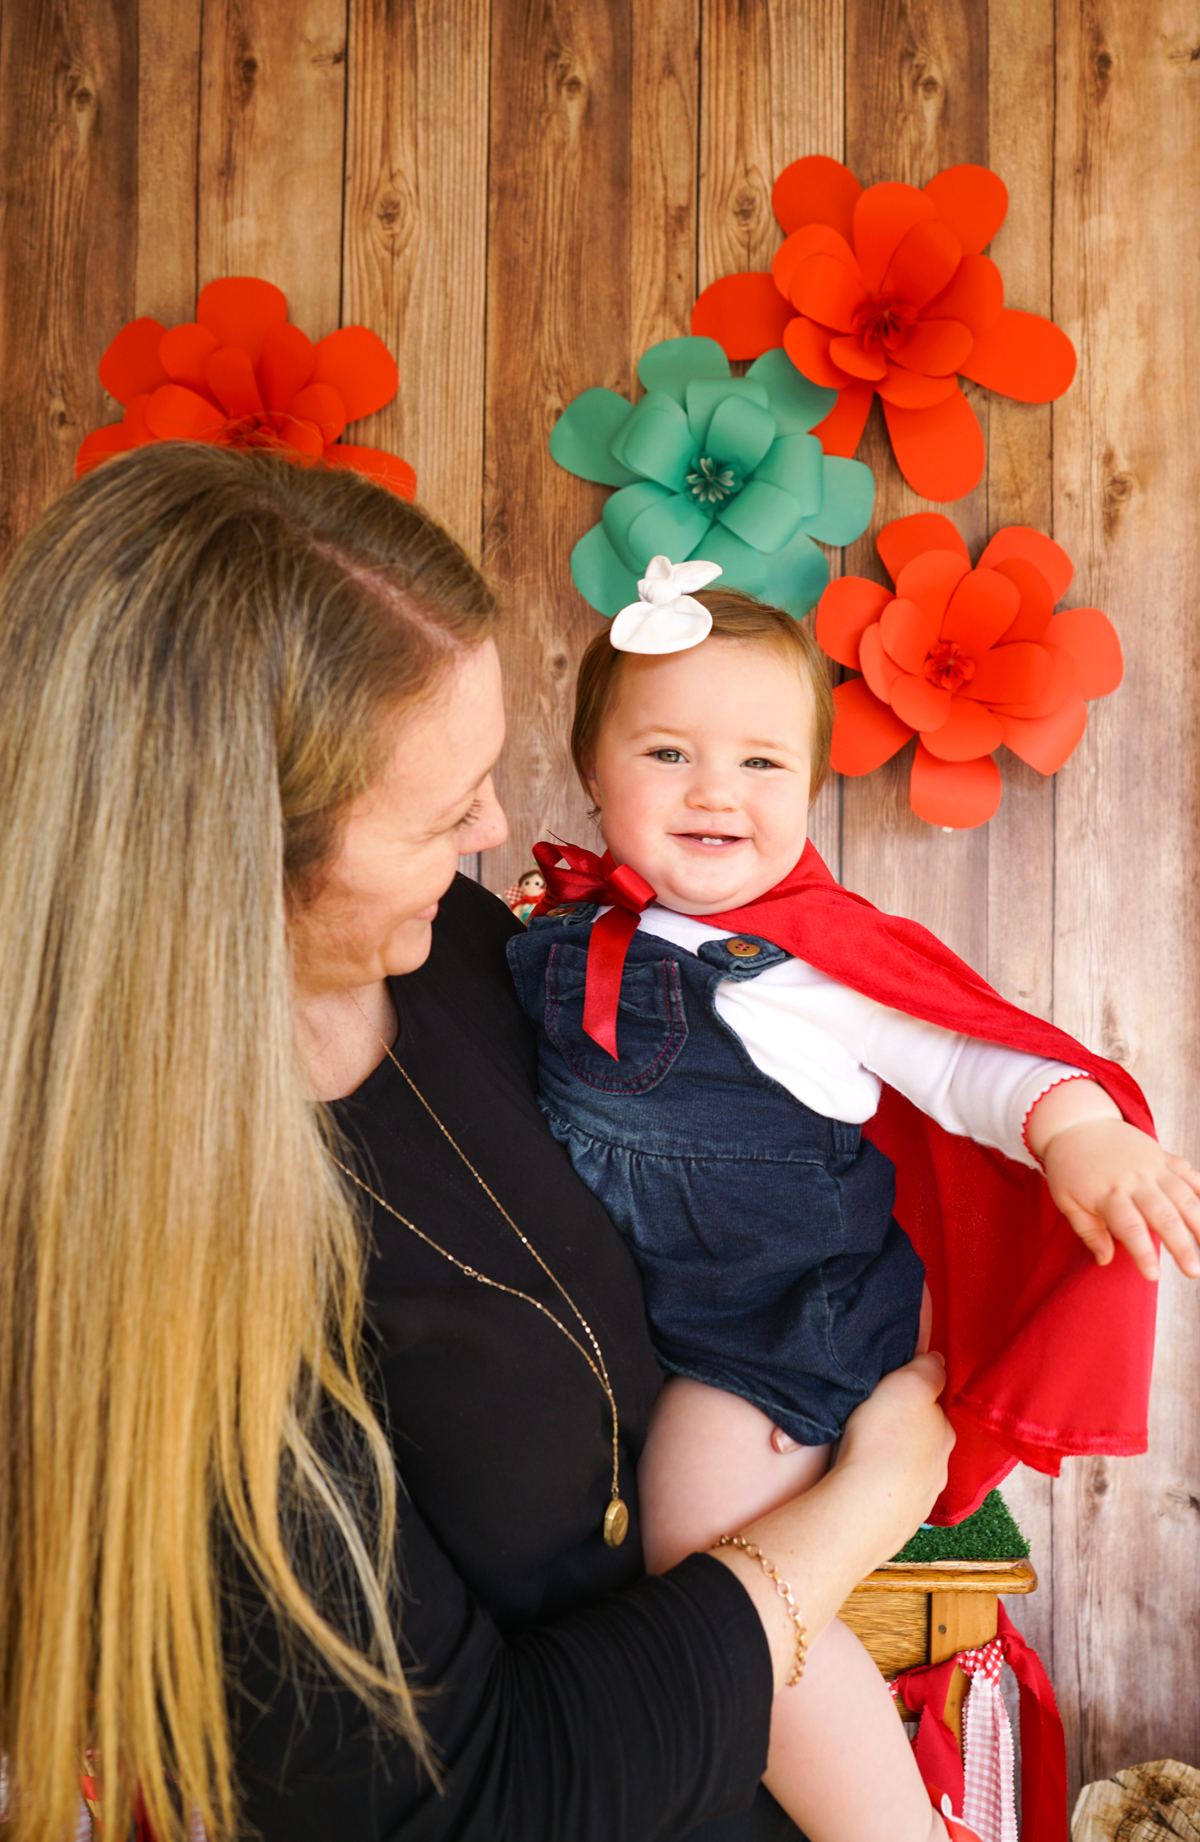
[198,0,347,336]
[978,0,1059,1698]
[342,0,489,559]
[928,1588,1000,1663]
[698,0,845,294]
[0,0,138,566]
[867,1560,1037,1590]
[840,1587,930,1677]
[930,1594,1001,1746]
[1072,1760,1200,1842]
[982,0,1056,1022]
[1049,0,1200,1800]
[135,0,203,322]
[629,0,699,358]
[839,0,991,966]
[697,0,845,872]
[482,0,630,891]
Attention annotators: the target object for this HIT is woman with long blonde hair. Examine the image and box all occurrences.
[0,443,951,1842]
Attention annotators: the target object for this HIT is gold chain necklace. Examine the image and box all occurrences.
[329,1004,629,1548]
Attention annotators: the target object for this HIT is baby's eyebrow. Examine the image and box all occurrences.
[627,724,806,758]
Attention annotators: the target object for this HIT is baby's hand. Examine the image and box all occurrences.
[1027,1080,1200,1281]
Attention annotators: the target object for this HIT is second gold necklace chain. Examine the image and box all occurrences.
[332,1002,629,1548]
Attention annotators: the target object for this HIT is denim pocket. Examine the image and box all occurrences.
[544,940,688,1094]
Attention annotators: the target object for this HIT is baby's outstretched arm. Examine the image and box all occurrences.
[1026,1079,1200,1281]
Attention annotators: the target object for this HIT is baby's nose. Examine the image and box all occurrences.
[685,779,737,809]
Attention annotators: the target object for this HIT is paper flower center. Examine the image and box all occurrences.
[924,640,976,692]
[685,454,744,505]
[852,294,919,353]
[215,411,290,450]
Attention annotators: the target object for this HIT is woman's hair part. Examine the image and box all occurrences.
[0,444,497,1840]
[570,588,835,804]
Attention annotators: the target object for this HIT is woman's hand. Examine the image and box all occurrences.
[712,1356,954,1690]
[831,1354,955,1563]
[1027,1080,1200,1281]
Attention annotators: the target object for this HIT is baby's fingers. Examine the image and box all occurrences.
[1134,1175,1200,1279]
[1098,1202,1162,1280]
[1164,1151,1200,1200]
[1063,1206,1117,1270]
[1067,1198,1165,1280]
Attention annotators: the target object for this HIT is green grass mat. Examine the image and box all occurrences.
[889,1490,1030,1563]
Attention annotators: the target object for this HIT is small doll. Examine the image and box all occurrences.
[507,556,1200,1842]
[504,867,546,924]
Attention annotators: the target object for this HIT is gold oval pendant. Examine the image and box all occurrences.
[603,1496,629,1547]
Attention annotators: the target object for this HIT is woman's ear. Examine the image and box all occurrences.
[582,757,601,809]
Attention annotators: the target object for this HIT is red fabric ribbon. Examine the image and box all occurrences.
[75,1774,161,1838]
[531,841,657,1058]
[890,1605,1067,1842]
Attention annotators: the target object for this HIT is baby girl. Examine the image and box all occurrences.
[506,558,1200,1842]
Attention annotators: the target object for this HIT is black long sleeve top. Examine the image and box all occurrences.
[231,875,798,1840]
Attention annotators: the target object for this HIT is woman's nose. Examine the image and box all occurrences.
[466,775,508,853]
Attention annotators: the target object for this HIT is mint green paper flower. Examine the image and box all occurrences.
[550,336,875,619]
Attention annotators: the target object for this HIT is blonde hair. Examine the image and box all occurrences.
[0,445,498,1840]
[570,588,835,801]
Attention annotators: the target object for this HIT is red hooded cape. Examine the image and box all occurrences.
[534,839,1157,1523]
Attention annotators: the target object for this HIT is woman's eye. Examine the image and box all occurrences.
[650,748,685,763]
[455,799,483,831]
[743,757,779,771]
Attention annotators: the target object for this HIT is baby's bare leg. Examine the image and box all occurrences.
[640,1377,947,1842]
[639,1377,828,1570]
[764,1618,947,1840]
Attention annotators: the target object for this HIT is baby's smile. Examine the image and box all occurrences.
[672,829,750,849]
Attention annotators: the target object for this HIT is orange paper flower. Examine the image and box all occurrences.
[77,277,416,499]
[692,157,1076,503]
[815,514,1122,828]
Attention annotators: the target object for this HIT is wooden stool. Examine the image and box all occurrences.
[839,1558,1038,1745]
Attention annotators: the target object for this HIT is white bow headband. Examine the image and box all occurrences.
[609,555,722,654]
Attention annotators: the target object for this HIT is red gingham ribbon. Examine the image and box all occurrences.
[889,1606,1066,1842]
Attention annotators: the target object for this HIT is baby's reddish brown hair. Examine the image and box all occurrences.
[570,588,835,803]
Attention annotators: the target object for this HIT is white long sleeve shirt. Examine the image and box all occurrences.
[633,903,1085,1171]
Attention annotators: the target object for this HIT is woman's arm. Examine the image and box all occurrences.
[231,1472,773,1841]
[231,1356,950,1840]
[711,1354,953,1691]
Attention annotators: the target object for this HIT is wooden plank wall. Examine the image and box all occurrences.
[1,0,1197,1805]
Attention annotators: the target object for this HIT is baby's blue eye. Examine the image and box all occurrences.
[743,757,778,771]
[651,748,685,763]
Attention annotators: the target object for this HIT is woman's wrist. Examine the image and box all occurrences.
[708,1456,910,1690]
[709,1353,953,1692]
[710,1535,809,1686]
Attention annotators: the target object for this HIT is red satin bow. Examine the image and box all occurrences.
[531,841,657,1058]
[890,1605,1067,1842]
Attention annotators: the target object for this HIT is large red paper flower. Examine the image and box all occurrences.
[815,514,1122,828]
[76,277,416,498]
[692,157,1076,503]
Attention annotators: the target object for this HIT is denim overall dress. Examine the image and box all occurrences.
[507,904,926,1445]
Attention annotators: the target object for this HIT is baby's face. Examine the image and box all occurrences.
[585,637,813,914]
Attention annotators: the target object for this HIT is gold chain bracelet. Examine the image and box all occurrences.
[712,1535,809,1687]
